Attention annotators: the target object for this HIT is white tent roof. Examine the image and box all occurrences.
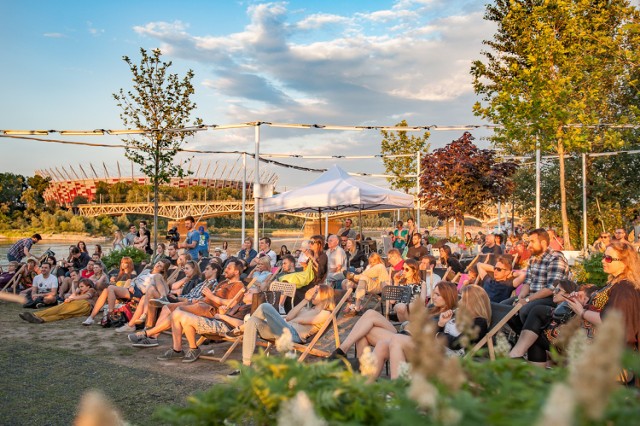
[260,165,415,213]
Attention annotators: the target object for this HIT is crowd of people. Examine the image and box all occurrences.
[3,215,639,386]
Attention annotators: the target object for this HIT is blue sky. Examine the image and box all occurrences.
[1,0,497,190]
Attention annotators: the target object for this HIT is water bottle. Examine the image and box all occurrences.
[103,305,108,317]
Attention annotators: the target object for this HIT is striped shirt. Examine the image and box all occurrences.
[524,248,569,293]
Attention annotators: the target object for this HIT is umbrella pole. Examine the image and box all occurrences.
[359,208,363,239]
[318,208,322,236]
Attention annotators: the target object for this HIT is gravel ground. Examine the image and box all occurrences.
[0,300,239,425]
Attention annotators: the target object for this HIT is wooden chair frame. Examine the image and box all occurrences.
[465,303,521,360]
[1,263,26,294]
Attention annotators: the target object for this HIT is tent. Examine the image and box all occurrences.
[259,165,415,234]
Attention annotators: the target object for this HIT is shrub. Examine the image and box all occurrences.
[101,246,149,270]
[573,252,608,286]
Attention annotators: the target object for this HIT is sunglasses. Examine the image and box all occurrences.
[494,267,505,272]
[552,287,564,294]
[603,255,622,263]
[403,267,412,272]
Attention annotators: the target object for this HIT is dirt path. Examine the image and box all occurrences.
[0,301,240,425]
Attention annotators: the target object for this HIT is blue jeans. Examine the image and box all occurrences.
[242,303,302,365]
[7,254,19,262]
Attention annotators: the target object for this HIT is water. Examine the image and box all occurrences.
[0,234,308,266]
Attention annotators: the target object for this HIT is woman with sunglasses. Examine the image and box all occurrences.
[592,233,611,253]
[566,240,640,353]
[393,259,421,286]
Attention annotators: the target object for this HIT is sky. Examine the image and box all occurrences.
[0,0,498,190]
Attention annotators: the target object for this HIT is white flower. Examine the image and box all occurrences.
[276,328,294,353]
[494,332,511,358]
[408,374,438,410]
[566,331,588,376]
[397,361,412,380]
[359,346,378,380]
[535,383,575,426]
[277,391,327,426]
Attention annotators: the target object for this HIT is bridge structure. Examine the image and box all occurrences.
[75,201,384,220]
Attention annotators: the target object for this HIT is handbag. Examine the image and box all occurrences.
[250,290,282,314]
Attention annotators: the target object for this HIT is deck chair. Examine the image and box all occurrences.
[269,281,296,312]
[261,288,354,361]
[1,263,26,293]
[380,285,412,320]
[465,302,522,360]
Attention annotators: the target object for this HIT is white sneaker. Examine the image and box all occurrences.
[115,323,136,333]
[278,305,286,315]
[82,317,94,326]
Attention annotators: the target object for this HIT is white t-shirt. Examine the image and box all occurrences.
[264,249,277,268]
[132,270,160,294]
[33,274,58,294]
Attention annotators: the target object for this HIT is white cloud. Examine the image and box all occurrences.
[43,32,67,38]
[296,13,349,30]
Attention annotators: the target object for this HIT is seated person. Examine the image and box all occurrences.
[17,259,38,293]
[20,278,98,324]
[461,264,478,287]
[341,253,389,316]
[345,238,367,273]
[168,260,202,297]
[439,245,463,274]
[229,284,335,375]
[274,254,297,314]
[128,259,245,346]
[57,268,80,299]
[89,262,109,292]
[392,258,421,286]
[165,253,190,286]
[81,259,169,326]
[22,262,58,309]
[108,257,137,285]
[80,260,95,280]
[0,261,20,287]
[133,228,149,252]
[155,286,260,362]
[477,256,526,303]
[245,256,274,291]
[330,281,458,360]
[372,284,491,378]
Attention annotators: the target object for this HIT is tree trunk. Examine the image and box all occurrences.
[460,214,465,242]
[153,140,160,256]
[445,218,450,237]
[557,140,573,250]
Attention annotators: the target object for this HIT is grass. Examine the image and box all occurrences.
[0,300,236,425]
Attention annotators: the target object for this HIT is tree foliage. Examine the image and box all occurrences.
[420,132,517,236]
[471,0,640,248]
[113,48,202,251]
[380,120,430,193]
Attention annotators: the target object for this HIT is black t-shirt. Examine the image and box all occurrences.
[482,274,514,303]
[444,257,463,274]
[481,244,503,255]
[406,245,429,261]
[72,252,91,270]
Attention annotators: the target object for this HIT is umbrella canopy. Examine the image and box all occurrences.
[260,165,415,213]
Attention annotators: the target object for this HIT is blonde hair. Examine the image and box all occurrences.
[368,252,383,266]
[608,240,640,289]
[459,285,492,324]
[314,284,336,311]
[346,238,357,255]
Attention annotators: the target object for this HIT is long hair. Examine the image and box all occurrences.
[314,284,335,311]
[459,285,492,324]
[368,252,383,266]
[427,281,458,316]
[403,259,421,284]
[184,260,202,280]
[155,258,171,280]
[119,257,134,275]
[608,240,640,288]
[346,238,357,255]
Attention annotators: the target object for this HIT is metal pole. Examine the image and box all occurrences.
[325,213,329,237]
[582,153,588,252]
[242,152,246,243]
[535,143,541,228]
[254,125,260,251]
[416,151,421,231]
[497,201,501,232]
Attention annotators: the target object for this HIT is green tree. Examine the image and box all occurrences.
[471,0,640,249]
[0,172,27,210]
[113,48,202,253]
[380,120,430,193]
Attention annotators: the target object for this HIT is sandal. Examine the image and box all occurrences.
[226,327,243,338]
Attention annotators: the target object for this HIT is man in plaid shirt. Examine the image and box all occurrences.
[7,234,41,262]
[504,228,570,332]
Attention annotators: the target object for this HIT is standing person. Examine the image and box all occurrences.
[337,218,357,239]
[178,216,199,260]
[125,224,138,246]
[406,232,429,261]
[139,220,153,254]
[197,226,210,259]
[392,221,408,251]
[112,230,129,251]
[6,234,42,262]
[20,278,98,324]
[504,228,570,333]
[404,218,418,247]
[237,238,257,264]
[325,235,347,288]
[23,262,58,308]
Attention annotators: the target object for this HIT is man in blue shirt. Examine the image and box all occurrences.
[179,216,200,260]
[7,234,42,262]
[197,226,210,259]
[237,238,257,264]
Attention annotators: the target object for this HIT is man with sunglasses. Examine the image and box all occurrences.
[612,228,628,243]
[593,233,610,253]
[477,256,526,303]
[503,228,569,333]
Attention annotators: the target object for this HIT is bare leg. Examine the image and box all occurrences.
[58,278,72,298]
[126,295,147,326]
[509,330,539,358]
[338,310,397,353]
[89,289,109,318]
[389,334,412,379]
[170,310,184,352]
[371,339,391,378]
[107,286,131,312]
[395,303,409,322]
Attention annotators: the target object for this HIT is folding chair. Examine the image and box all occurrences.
[380,285,412,320]
[465,302,522,360]
[269,281,296,312]
[1,263,25,293]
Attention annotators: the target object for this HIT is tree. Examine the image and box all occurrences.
[113,48,202,253]
[0,172,27,211]
[380,120,430,193]
[420,132,517,237]
[471,0,640,249]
